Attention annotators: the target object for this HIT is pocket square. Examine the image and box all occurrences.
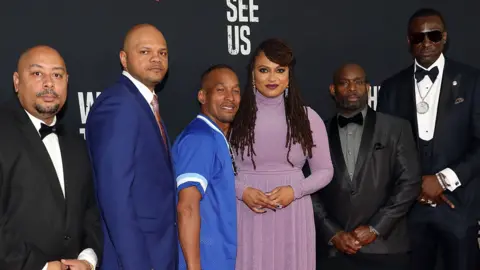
[454,97,464,104]
[374,143,385,150]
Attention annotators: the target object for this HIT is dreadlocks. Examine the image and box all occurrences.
[229,38,314,169]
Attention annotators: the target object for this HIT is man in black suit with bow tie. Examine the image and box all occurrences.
[377,8,480,270]
[313,63,421,270]
[0,46,101,270]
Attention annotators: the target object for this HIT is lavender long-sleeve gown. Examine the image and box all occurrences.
[234,91,334,270]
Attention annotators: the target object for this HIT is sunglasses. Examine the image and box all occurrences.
[409,30,444,44]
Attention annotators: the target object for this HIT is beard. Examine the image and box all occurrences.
[35,88,61,115]
[35,103,60,115]
[336,92,368,112]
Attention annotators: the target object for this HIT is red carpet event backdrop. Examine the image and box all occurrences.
[0,0,479,245]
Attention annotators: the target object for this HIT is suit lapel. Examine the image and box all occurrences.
[59,136,76,223]
[329,118,354,190]
[434,60,454,138]
[403,66,420,144]
[352,108,376,188]
[13,106,66,214]
[119,76,172,169]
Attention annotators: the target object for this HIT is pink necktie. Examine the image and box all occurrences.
[151,95,168,148]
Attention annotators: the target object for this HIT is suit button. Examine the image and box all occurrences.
[64,235,71,240]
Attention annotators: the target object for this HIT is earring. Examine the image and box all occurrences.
[252,79,257,93]
[284,87,289,97]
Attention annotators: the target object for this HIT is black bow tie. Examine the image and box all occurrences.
[338,113,363,128]
[415,66,439,82]
[39,123,61,139]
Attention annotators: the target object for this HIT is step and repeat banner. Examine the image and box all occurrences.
[0,0,479,250]
[1,0,479,139]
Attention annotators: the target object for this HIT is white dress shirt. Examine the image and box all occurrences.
[25,112,97,270]
[122,70,156,112]
[414,53,461,192]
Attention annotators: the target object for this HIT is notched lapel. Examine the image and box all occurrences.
[329,118,354,190]
[352,108,377,188]
[120,76,172,170]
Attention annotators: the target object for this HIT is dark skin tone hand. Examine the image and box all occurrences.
[331,231,362,255]
[352,226,377,246]
[418,175,455,208]
[266,186,294,208]
[242,187,277,213]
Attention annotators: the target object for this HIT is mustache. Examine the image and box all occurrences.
[36,89,59,98]
[342,92,360,99]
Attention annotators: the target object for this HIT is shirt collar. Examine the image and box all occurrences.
[24,109,57,135]
[415,53,445,72]
[196,114,223,135]
[196,114,229,147]
[122,70,155,105]
[337,105,368,119]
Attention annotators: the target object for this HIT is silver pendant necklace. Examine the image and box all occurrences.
[415,78,434,114]
[416,100,429,114]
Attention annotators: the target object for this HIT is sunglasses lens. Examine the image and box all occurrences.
[427,31,443,43]
[410,33,425,44]
[410,31,443,44]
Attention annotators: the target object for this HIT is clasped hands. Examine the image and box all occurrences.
[242,186,294,213]
[47,259,93,270]
[331,226,377,255]
[418,175,454,208]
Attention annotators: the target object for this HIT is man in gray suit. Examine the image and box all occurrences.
[313,63,421,270]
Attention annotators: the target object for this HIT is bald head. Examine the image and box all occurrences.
[333,63,366,84]
[13,45,68,124]
[17,45,66,72]
[122,24,166,52]
[120,24,168,92]
[330,63,369,114]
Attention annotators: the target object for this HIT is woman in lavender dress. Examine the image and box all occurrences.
[230,39,334,270]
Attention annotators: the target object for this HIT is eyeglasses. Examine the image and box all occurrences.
[409,30,443,44]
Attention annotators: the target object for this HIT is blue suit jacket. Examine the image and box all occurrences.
[86,75,178,270]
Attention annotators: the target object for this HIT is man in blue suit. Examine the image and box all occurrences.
[86,24,177,270]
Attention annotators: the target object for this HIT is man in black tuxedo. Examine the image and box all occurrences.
[377,8,480,270]
[0,46,101,270]
[313,64,421,270]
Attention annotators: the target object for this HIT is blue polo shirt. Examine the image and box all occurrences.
[172,114,237,270]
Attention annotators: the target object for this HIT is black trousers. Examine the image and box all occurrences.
[409,221,478,270]
[318,252,410,270]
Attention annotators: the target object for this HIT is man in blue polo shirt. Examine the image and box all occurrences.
[173,64,241,270]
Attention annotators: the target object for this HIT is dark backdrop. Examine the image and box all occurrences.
[0,0,479,264]
[1,0,480,139]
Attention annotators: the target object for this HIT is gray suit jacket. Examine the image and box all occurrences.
[312,108,421,255]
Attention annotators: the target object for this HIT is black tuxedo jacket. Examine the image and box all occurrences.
[313,108,421,255]
[377,59,480,225]
[0,99,102,270]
